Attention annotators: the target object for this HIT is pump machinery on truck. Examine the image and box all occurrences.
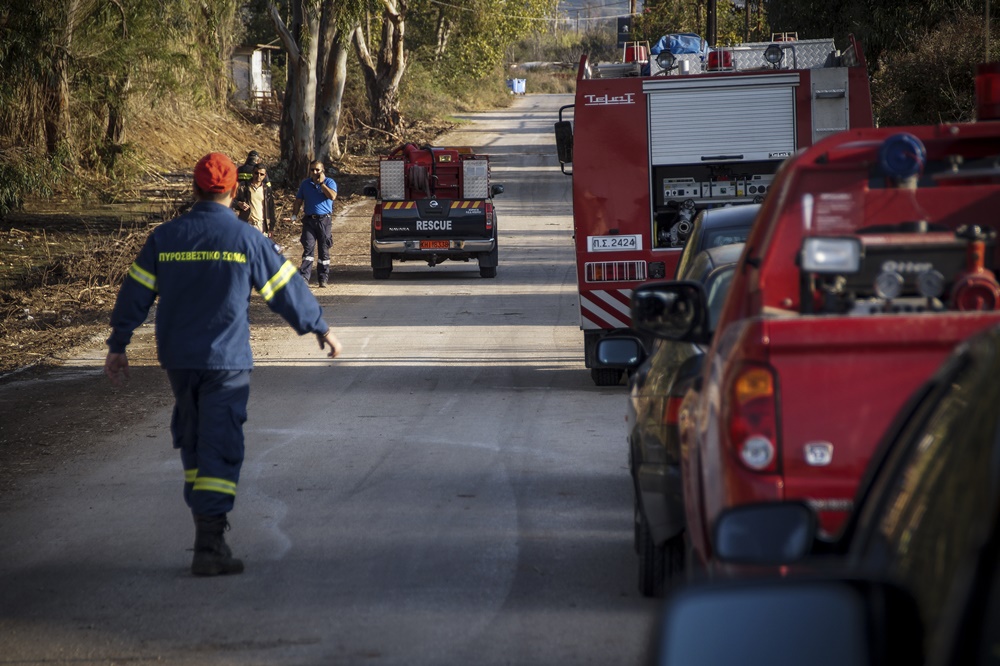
[364,143,504,279]
[554,32,874,385]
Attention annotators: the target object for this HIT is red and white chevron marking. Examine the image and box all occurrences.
[579,289,633,330]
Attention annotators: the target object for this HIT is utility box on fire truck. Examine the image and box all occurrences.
[554,33,873,385]
[364,143,504,279]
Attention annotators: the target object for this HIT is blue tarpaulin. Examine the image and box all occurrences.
[650,33,706,57]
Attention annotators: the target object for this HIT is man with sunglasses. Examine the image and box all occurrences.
[290,161,338,288]
[232,165,277,237]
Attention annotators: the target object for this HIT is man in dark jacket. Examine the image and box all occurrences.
[104,152,342,577]
[232,163,277,236]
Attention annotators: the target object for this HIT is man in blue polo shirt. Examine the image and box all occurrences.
[290,161,338,287]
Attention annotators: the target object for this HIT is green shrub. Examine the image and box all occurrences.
[871,14,992,126]
[0,151,55,218]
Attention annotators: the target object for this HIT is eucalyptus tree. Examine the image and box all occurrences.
[270,0,365,177]
[406,0,558,86]
[351,0,408,138]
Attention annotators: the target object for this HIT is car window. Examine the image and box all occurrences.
[705,266,735,330]
[704,226,751,249]
[679,249,713,283]
[865,351,1000,652]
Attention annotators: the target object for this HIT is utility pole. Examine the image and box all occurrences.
[707,0,718,47]
[629,0,636,14]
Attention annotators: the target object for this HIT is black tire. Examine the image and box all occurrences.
[637,514,665,598]
[633,504,641,554]
[684,533,707,584]
[373,267,391,280]
[478,242,498,278]
[591,367,623,386]
[638,516,685,598]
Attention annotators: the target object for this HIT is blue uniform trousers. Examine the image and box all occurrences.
[167,369,251,516]
[299,214,332,284]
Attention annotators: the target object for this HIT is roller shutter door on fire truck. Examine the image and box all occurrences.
[643,74,799,164]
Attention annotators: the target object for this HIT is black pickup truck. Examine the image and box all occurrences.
[364,143,504,279]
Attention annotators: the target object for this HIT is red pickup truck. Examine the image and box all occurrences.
[639,86,1000,574]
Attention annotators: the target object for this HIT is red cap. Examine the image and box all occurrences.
[193,152,237,193]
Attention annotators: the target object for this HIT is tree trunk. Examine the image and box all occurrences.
[434,10,451,61]
[103,73,130,170]
[44,0,80,157]
[271,0,319,183]
[352,0,407,137]
[315,26,352,162]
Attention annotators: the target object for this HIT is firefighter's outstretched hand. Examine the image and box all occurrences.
[104,352,130,387]
[316,331,343,359]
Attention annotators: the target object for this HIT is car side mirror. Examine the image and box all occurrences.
[594,335,645,369]
[652,577,924,666]
[713,501,818,565]
[631,281,709,343]
[491,184,505,197]
[554,120,573,164]
[363,185,378,197]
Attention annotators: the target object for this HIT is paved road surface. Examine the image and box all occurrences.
[0,95,660,665]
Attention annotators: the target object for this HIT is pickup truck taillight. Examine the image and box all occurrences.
[726,364,779,473]
[373,205,382,232]
[663,396,682,426]
[485,202,494,230]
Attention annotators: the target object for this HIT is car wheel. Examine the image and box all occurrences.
[591,368,623,386]
[638,513,666,597]
[683,533,706,584]
[633,503,641,554]
[373,267,391,280]
[478,244,498,278]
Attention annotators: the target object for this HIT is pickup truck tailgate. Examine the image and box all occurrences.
[764,312,1000,530]
[380,199,489,238]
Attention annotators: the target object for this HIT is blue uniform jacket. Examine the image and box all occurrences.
[108,201,329,370]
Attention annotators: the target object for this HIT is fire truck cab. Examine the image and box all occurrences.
[555,34,873,385]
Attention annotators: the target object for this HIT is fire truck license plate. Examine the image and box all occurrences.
[420,240,450,250]
[588,234,642,252]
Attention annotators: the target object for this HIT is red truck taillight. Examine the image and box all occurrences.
[373,206,382,231]
[485,202,494,230]
[726,364,779,473]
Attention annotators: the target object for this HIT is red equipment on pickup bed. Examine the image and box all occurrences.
[661,71,1000,574]
[555,34,873,385]
[365,143,503,279]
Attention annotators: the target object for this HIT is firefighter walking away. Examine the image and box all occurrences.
[104,152,343,576]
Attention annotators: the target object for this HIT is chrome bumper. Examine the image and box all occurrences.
[372,238,495,253]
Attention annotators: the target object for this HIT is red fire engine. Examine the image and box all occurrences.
[555,33,873,385]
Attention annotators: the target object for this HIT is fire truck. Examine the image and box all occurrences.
[364,143,504,279]
[554,33,873,385]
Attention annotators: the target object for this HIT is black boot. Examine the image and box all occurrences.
[192,514,244,576]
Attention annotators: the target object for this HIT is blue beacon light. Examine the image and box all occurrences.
[878,132,927,180]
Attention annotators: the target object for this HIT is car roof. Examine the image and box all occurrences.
[698,203,760,229]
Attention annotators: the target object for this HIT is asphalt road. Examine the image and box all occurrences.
[0,95,660,665]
